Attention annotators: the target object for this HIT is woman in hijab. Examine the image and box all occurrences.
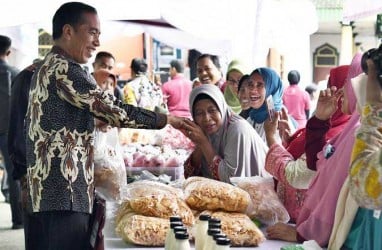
[240,67,284,141]
[224,59,248,114]
[334,52,382,250]
[263,64,351,223]
[266,53,363,248]
[182,84,269,183]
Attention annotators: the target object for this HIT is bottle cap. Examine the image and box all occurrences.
[175,231,189,240]
[169,216,182,222]
[208,223,221,229]
[173,226,187,233]
[170,221,183,229]
[199,214,211,221]
[213,233,227,240]
[207,228,221,236]
[208,218,221,225]
[216,237,231,246]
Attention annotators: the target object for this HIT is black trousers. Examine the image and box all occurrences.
[0,133,23,225]
[26,210,91,250]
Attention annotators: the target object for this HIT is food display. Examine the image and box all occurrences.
[119,125,194,181]
[183,176,251,213]
[234,177,290,225]
[94,128,127,201]
[123,180,195,226]
[116,212,170,246]
[201,210,266,247]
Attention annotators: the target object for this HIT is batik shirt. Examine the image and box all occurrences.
[350,104,382,210]
[26,46,166,213]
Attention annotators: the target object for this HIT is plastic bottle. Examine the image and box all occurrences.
[173,231,191,250]
[195,214,211,250]
[165,220,183,250]
[214,237,231,250]
[203,228,221,250]
[211,233,227,250]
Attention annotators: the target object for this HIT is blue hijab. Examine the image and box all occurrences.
[249,67,283,123]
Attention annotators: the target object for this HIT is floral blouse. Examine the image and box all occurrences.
[350,104,382,209]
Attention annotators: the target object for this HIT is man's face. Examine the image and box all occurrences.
[93,56,115,72]
[67,12,100,64]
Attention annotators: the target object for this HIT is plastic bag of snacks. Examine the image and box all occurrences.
[233,176,290,225]
[94,128,127,201]
[201,210,265,246]
[116,212,170,246]
[121,180,195,226]
[183,176,251,213]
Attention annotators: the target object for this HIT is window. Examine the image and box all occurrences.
[313,43,339,67]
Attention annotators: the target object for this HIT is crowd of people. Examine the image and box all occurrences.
[1,1,382,250]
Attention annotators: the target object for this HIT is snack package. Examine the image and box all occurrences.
[183,176,251,213]
[122,180,195,226]
[115,212,169,246]
[234,176,290,225]
[94,128,127,201]
[202,210,265,246]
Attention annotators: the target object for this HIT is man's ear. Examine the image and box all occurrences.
[62,24,73,40]
[6,50,10,57]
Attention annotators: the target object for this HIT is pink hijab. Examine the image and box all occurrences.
[296,53,363,247]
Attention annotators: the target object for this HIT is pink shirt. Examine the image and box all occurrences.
[282,85,310,129]
[162,75,192,118]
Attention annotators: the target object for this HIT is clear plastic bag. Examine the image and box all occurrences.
[201,210,265,247]
[233,176,290,225]
[115,212,170,246]
[183,176,251,213]
[94,128,127,201]
[119,180,195,226]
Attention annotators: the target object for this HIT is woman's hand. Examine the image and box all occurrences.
[314,86,342,121]
[182,119,208,145]
[278,107,293,145]
[266,222,298,242]
[264,111,280,147]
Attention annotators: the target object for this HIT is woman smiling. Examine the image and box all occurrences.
[182,84,269,183]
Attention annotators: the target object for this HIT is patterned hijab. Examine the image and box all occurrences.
[248,67,283,123]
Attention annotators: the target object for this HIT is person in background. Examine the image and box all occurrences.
[92,51,124,103]
[237,74,252,119]
[224,59,248,114]
[24,2,184,249]
[8,60,41,247]
[266,53,363,247]
[282,70,310,129]
[182,84,269,183]
[305,83,319,117]
[196,54,225,92]
[161,59,192,118]
[263,64,351,223]
[123,57,166,111]
[0,34,22,230]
